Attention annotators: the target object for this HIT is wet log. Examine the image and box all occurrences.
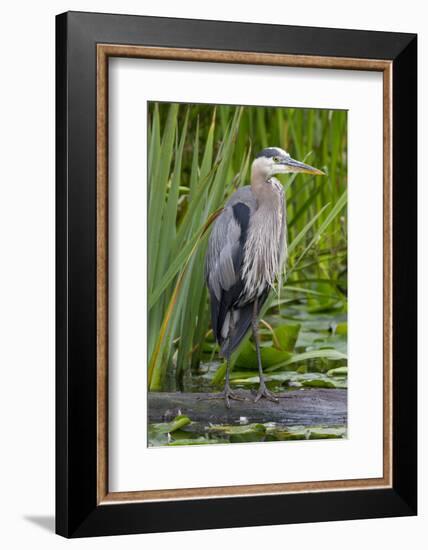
[148,388,347,426]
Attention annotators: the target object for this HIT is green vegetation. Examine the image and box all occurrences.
[148,102,347,394]
[148,415,347,447]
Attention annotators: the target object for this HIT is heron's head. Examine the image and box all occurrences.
[252,147,325,180]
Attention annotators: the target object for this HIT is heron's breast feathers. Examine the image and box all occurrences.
[240,199,286,302]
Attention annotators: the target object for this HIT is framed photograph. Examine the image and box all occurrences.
[56,11,417,538]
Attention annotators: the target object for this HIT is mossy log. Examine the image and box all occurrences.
[148,388,347,426]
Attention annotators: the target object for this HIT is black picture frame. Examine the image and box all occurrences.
[56,10,417,538]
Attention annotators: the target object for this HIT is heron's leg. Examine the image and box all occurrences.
[252,298,279,403]
[202,358,246,408]
[207,359,240,401]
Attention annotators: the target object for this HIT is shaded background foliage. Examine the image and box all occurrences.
[148,102,347,393]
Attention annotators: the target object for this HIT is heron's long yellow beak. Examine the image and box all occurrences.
[283,157,325,175]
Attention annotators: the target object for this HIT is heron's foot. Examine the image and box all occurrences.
[254,381,279,404]
[201,388,246,408]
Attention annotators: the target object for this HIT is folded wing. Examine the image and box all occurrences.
[205,197,265,357]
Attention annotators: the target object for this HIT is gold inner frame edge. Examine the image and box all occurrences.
[96,44,393,505]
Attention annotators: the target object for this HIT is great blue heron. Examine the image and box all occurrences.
[205,147,324,407]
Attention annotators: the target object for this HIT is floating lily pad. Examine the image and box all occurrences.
[209,423,266,443]
[307,334,347,355]
[266,424,347,441]
[235,341,292,370]
[148,415,192,445]
[234,341,257,369]
[266,348,347,372]
[209,423,266,435]
[301,378,337,388]
[273,323,301,352]
[149,414,191,435]
[266,425,310,441]
[309,426,347,439]
[327,366,348,377]
[150,417,347,447]
[335,322,348,336]
[168,437,228,446]
[232,370,347,389]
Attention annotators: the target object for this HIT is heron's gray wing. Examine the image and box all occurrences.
[205,202,250,342]
[205,205,243,297]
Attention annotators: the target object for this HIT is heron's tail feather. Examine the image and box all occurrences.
[220,303,253,358]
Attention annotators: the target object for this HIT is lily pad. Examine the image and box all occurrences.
[327,366,348,376]
[235,341,291,370]
[148,415,192,446]
[168,437,227,446]
[273,323,301,352]
[209,423,266,435]
[309,426,347,439]
[301,378,337,388]
[149,414,191,434]
[266,424,346,441]
[307,334,347,355]
[335,322,348,336]
[209,423,266,443]
[232,370,347,389]
[266,425,311,441]
[266,348,347,372]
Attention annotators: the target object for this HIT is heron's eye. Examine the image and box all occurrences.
[273,156,280,163]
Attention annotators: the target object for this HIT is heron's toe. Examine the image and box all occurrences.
[254,384,280,404]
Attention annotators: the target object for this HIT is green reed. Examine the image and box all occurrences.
[148,102,347,391]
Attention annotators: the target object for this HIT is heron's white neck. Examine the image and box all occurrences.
[251,162,283,209]
[251,159,268,189]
